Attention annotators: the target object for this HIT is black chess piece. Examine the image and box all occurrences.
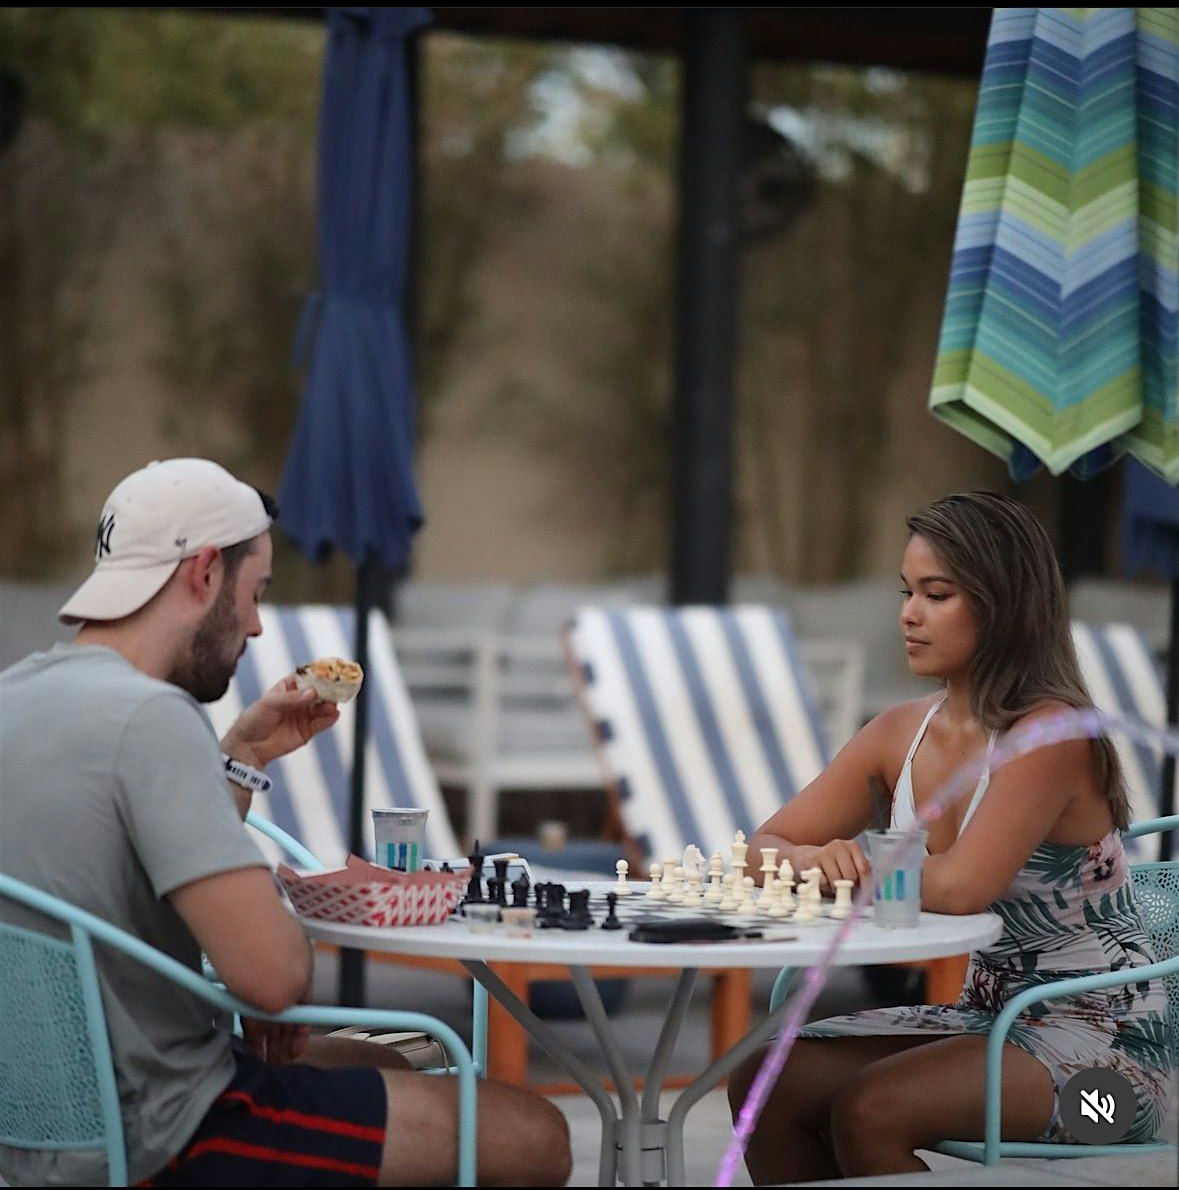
[511,873,531,909]
[486,877,503,908]
[537,883,564,928]
[562,888,594,930]
[463,840,486,905]
[601,891,623,930]
[492,867,509,908]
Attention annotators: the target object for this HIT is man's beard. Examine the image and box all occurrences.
[168,581,241,703]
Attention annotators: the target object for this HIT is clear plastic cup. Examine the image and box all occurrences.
[371,808,429,873]
[865,829,927,928]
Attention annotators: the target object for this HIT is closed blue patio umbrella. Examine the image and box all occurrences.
[278,7,430,1002]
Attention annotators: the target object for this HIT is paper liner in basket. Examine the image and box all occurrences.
[278,855,470,928]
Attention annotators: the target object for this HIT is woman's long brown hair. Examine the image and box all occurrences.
[906,491,1129,830]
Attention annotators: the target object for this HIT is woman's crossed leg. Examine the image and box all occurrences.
[728,1034,1054,1184]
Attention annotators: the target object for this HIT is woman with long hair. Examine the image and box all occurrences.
[728,491,1173,1182]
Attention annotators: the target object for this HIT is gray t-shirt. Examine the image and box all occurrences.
[0,643,267,1186]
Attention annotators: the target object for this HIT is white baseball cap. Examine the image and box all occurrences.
[59,458,273,625]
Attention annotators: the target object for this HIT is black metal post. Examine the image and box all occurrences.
[1058,472,1109,583]
[670,8,746,606]
[337,557,376,1007]
[1161,579,1179,861]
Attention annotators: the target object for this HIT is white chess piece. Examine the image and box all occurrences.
[615,859,632,896]
[832,879,854,919]
[647,862,665,900]
[759,847,779,884]
[662,857,680,901]
[738,875,758,914]
[666,865,686,904]
[766,875,789,918]
[706,852,725,904]
[777,860,796,912]
[730,831,748,903]
[719,872,739,912]
[793,896,815,923]
[801,867,823,907]
[681,844,705,881]
[682,869,704,907]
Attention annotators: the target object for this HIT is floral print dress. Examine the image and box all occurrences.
[803,702,1175,1143]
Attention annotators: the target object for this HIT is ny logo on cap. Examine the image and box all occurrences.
[95,513,115,561]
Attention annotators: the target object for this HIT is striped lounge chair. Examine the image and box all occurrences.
[564,606,839,864]
[1072,622,1168,862]
[207,604,461,867]
[563,606,891,1033]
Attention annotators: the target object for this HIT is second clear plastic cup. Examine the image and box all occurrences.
[371,808,429,873]
[866,829,927,928]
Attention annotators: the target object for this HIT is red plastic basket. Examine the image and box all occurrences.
[278,858,470,928]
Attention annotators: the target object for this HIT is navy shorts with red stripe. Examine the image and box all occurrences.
[138,1049,388,1187]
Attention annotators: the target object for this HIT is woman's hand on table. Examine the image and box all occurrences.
[790,839,871,894]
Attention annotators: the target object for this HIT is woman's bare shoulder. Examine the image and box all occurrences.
[863,693,943,738]
[856,693,943,770]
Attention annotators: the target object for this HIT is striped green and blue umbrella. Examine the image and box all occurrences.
[931,8,1178,482]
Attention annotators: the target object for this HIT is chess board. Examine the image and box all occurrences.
[535,880,855,933]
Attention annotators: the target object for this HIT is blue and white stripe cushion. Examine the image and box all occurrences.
[1072,622,1168,863]
[566,606,831,864]
[207,605,461,868]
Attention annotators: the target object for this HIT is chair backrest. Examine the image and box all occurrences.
[566,605,837,862]
[1130,859,1179,1064]
[0,878,125,1183]
[1071,622,1168,861]
[798,638,865,753]
[207,605,461,867]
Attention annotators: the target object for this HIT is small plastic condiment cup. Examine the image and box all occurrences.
[500,908,536,938]
[465,904,500,934]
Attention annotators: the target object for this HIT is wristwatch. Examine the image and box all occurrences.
[221,752,273,795]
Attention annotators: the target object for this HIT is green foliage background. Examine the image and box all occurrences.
[0,9,986,591]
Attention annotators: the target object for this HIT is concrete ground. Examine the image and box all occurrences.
[313,952,1179,1187]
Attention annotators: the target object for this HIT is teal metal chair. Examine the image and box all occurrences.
[767,815,1179,1165]
[245,810,490,1080]
[0,869,479,1187]
[935,813,1179,1165]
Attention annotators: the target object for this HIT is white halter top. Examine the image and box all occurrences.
[891,697,997,852]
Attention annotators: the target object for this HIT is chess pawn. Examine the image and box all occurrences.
[719,872,739,912]
[615,859,633,895]
[706,852,725,904]
[738,875,758,914]
[777,860,796,911]
[793,895,816,923]
[647,862,665,900]
[682,869,704,907]
[662,857,680,900]
[666,865,686,904]
[832,879,855,920]
[765,875,789,918]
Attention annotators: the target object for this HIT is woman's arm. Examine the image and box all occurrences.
[749,704,913,890]
[921,712,1087,913]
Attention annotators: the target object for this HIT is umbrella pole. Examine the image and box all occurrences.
[1162,579,1179,862]
[338,558,375,1006]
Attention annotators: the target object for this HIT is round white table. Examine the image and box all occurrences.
[304,882,1001,1187]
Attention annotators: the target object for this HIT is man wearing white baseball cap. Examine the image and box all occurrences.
[0,458,570,1189]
